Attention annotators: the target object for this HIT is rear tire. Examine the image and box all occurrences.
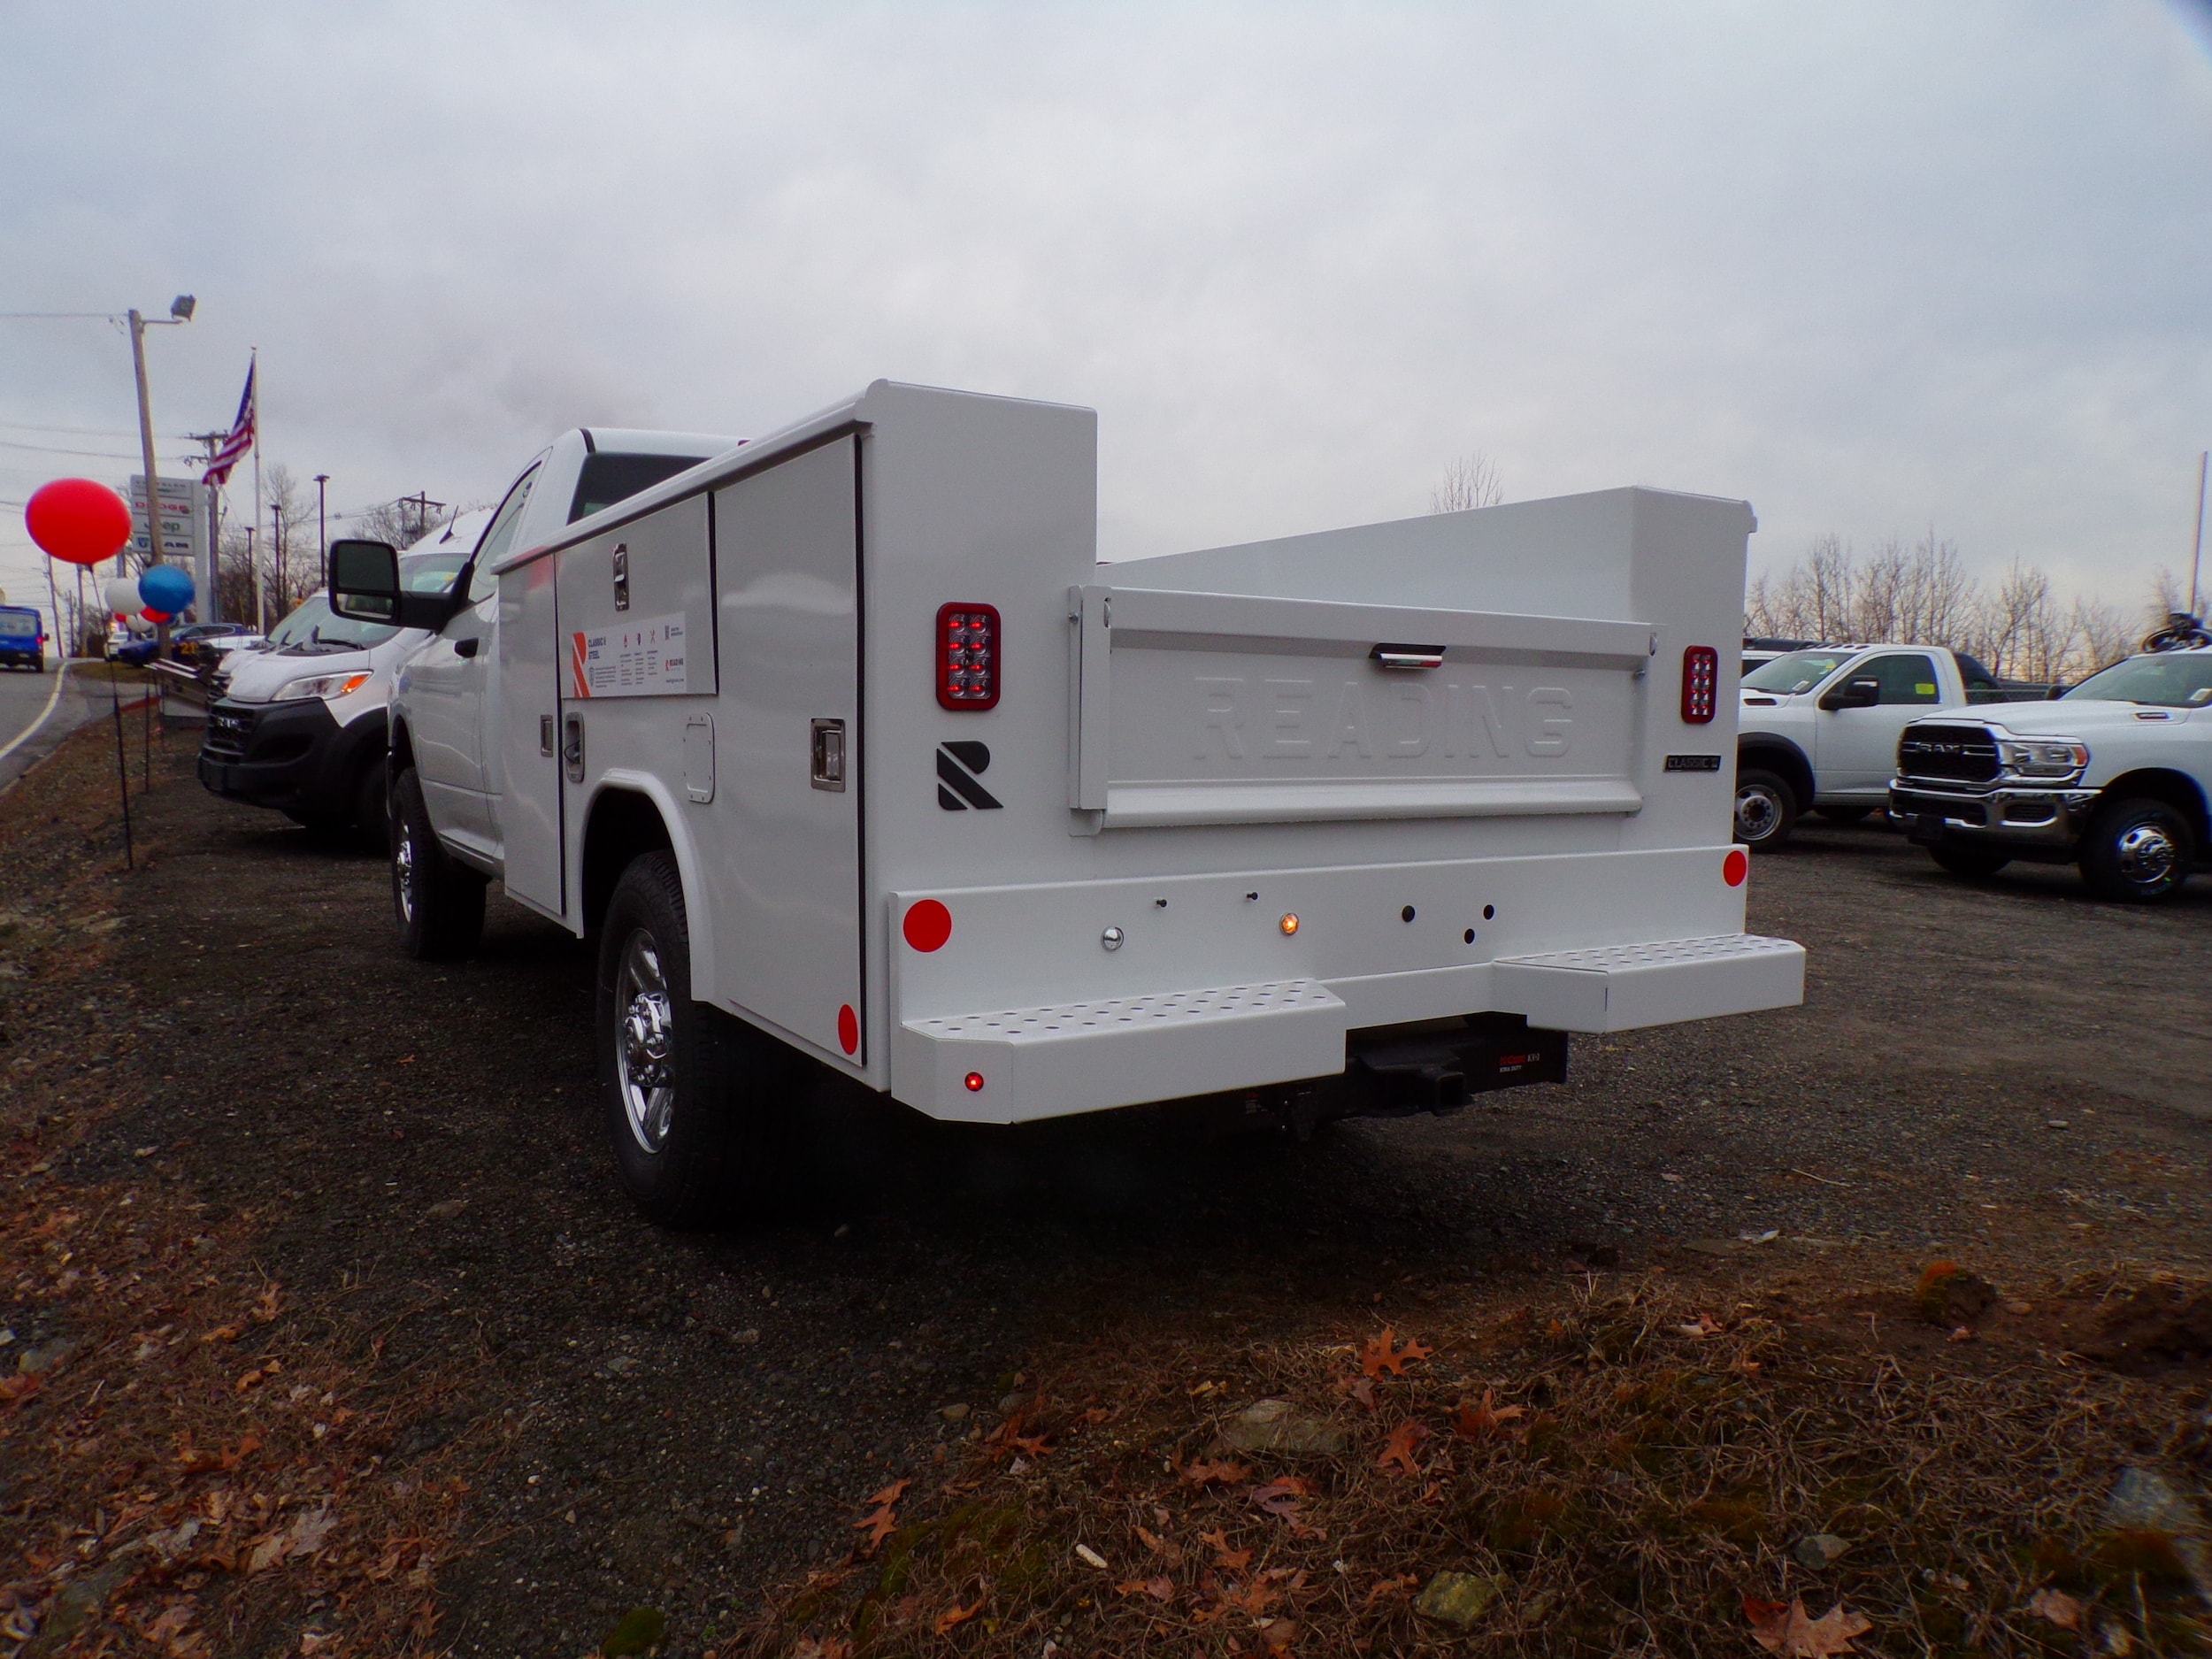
[2078,798,2193,903]
[596,850,790,1228]
[1734,768,1798,850]
[1929,845,2011,879]
[391,766,485,959]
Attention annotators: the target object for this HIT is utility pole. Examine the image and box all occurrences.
[315,474,330,588]
[398,490,446,542]
[187,429,227,624]
[273,500,286,615]
[127,298,194,648]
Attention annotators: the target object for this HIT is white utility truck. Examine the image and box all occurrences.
[333,381,1805,1225]
[1890,644,2212,902]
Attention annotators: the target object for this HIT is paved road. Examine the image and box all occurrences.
[0,659,132,793]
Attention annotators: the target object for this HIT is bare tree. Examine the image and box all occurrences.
[2069,595,2136,677]
[1429,452,1503,514]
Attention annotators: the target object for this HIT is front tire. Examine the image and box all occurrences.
[391,766,486,959]
[596,850,789,1228]
[1930,845,2012,879]
[1734,769,1798,850]
[2078,798,2193,903]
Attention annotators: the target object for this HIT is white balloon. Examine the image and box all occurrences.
[104,577,142,615]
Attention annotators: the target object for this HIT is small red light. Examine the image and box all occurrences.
[1681,645,1718,724]
[936,603,1001,710]
[1723,847,1748,887]
[964,1071,985,1093]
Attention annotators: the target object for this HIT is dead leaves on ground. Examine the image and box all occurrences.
[853,1479,910,1555]
[1449,1386,1525,1440]
[1744,1594,1873,1656]
[1360,1326,1432,1379]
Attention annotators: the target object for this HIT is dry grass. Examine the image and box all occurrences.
[735,1270,2210,1659]
[0,726,489,1657]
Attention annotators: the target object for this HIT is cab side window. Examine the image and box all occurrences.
[464,465,541,603]
[1863,653,1942,705]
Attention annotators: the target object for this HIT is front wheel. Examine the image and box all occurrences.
[391,766,486,958]
[596,850,790,1228]
[1930,845,2011,879]
[1734,769,1798,850]
[2078,798,2193,903]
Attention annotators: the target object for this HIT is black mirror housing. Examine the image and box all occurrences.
[329,539,456,632]
[1819,676,1881,712]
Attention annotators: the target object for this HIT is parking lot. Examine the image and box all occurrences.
[2,728,2206,1655]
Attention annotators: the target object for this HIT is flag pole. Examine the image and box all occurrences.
[249,349,264,633]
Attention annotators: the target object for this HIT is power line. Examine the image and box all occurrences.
[0,436,197,462]
[0,419,144,438]
[0,311,125,320]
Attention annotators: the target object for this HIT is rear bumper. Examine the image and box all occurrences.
[893,929,1801,1124]
[885,846,1804,1122]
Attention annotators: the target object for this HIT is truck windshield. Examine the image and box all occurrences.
[1742,649,1852,695]
[265,595,398,653]
[569,453,713,523]
[0,608,39,635]
[2060,652,2212,707]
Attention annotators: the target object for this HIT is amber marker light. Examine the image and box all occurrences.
[1279,913,1300,936]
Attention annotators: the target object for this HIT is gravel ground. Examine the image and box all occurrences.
[2,728,2207,1655]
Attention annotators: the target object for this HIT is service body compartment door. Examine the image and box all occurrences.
[711,439,864,1062]
[496,551,565,918]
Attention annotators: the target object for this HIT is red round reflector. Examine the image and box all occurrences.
[837,1003,859,1055]
[1723,848,1748,887]
[902,898,952,952]
[964,1071,985,1093]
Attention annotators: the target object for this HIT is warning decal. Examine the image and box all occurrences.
[569,612,688,699]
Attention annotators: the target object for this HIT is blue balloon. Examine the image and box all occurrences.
[139,564,195,615]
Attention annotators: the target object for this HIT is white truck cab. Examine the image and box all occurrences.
[388,427,742,869]
[1891,645,2212,902]
[1733,643,2019,848]
[339,382,1807,1227]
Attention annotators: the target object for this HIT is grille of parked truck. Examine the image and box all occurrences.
[1890,644,2212,902]
[328,380,1806,1226]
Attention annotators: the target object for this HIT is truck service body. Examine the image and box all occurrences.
[342,382,1804,1219]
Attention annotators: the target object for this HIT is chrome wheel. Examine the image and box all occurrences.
[1735,782,1784,843]
[615,928,677,1153]
[394,823,418,924]
[2113,822,2179,887]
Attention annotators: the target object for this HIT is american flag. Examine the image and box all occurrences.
[202,357,256,488]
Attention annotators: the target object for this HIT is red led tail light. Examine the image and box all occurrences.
[1681,645,1718,724]
[937,603,1001,710]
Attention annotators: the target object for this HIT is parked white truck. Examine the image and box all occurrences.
[332,381,1805,1225]
[1890,644,2212,902]
[1734,642,2034,849]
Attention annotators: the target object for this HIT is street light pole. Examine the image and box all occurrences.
[127,296,194,636]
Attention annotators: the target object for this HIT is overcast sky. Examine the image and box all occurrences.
[4,1,2210,632]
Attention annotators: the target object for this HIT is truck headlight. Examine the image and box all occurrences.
[1998,737,2088,778]
[272,671,372,703]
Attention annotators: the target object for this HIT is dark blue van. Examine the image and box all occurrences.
[0,606,45,672]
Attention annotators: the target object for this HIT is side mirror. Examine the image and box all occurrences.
[329,540,455,631]
[1818,676,1880,711]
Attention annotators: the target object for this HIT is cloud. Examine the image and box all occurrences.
[4,0,2210,624]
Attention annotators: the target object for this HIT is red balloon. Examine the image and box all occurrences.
[25,478,133,567]
[141,608,172,624]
